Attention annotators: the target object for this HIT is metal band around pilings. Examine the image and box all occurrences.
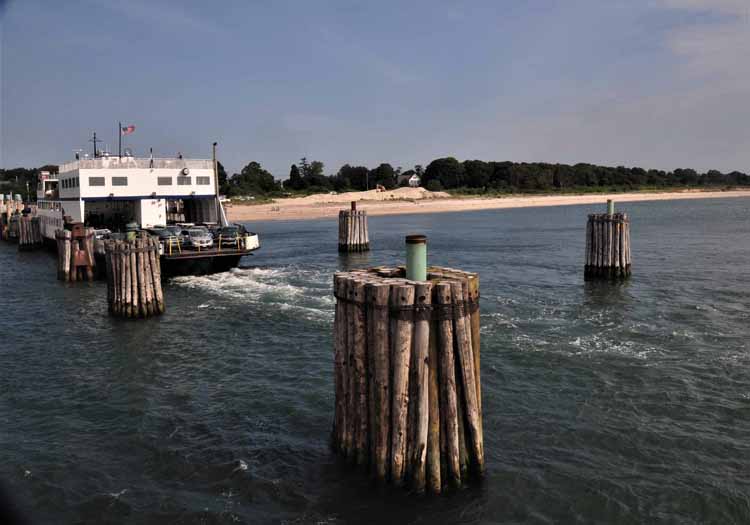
[333,293,479,321]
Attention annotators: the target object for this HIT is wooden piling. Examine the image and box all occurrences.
[409,282,432,493]
[331,266,482,494]
[104,235,165,318]
[584,212,631,280]
[338,202,370,252]
[18,216,42,251]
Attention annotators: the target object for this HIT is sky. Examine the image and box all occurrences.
[0,0,748,177]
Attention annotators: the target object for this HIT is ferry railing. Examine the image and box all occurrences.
[58,157,213,173]
[216,234,242,253]
[166,236,182,256]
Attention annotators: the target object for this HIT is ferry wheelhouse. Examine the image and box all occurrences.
[35,155,260,275]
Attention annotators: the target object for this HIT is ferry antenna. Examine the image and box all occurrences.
[89,132,102,158]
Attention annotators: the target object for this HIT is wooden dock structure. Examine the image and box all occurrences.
[104,235,165,318]
[332,265,483,493]
[18,216,43,250]
[584,208,632,280]
[338,202,370,253]
[55,225,96,282]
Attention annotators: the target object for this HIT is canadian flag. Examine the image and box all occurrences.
[121,125,135,135]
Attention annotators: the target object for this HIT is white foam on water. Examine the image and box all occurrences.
[172,266,334,322]
[568,334,660,360]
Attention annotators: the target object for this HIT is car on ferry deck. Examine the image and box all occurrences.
[185,227,213,249]
[216,224,247,247]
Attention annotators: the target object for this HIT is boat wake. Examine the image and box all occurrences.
[171,266,334,322]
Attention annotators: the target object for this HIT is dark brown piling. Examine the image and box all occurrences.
[584,212,631,279]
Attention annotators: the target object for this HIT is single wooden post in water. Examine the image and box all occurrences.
[584,206,631,280]
[338,201,370,253]
[330,261,483,494]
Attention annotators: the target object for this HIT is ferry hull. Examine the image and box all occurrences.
[160,251,251,277]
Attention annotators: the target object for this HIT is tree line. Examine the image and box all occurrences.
[2,157,748,201]
[221,156,750,197]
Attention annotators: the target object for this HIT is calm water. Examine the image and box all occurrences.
[1,198,749,524]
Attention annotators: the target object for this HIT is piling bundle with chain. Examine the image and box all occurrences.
[584,212,632,279]
[338,204,370,253]
[104,235,165,318]
[54,227,96,282]
[331,265,483,494]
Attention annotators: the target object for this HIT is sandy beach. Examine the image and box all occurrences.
[226,187,750,222]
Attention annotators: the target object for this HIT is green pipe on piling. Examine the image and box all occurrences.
[607,199,614,216]
[406,234,427,281]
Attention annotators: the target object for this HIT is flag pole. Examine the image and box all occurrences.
[118,121,122,158]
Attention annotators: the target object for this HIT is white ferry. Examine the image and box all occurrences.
[35,154,260,275]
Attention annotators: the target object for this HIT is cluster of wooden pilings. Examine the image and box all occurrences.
[338,202,370,253]
[584,212,632,279]
[55,228,96,282]
[17,216,43,250]
[332,265,482,494]
[104,236,165,318]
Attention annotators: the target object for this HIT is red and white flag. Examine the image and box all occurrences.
[121,125,135,135]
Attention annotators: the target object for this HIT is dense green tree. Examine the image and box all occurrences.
[463,160,492,189]
[423,157,464,189]
[369,163,396,189]
[227,161,279,196]
[287,164,305,190]
[336,164,369,191]
[217,161,229,194]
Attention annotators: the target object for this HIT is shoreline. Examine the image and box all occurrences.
[226,188,750,222]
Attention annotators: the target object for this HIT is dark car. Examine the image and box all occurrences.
[216,224,247,246]
[148,227,183,249]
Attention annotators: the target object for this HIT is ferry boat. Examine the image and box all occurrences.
[35,154,260,276]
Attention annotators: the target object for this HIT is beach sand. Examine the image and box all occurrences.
[226,187,750,222]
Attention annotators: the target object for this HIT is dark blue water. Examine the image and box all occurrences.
[1,198,749,524]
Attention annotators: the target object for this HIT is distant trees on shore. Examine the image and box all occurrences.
[219,156,750,198]
[2,157,748,202]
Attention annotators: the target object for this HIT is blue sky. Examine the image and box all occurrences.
[1,0,748,177]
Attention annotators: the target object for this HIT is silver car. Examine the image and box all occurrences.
[186,228,213,249]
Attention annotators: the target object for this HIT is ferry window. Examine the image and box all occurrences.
[76,177,79,187]
[89,177,105,186]
[112,177,128,186]
[158,177,172,186]
[197,176,211,185]
[177,176,191,185]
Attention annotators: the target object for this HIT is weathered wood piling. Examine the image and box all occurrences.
[18,216,43,250]
[584,202,631,279]
[332,263,483,493]
[55,226,96,281]
[338,202,370,253]
[104,235,165,318]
